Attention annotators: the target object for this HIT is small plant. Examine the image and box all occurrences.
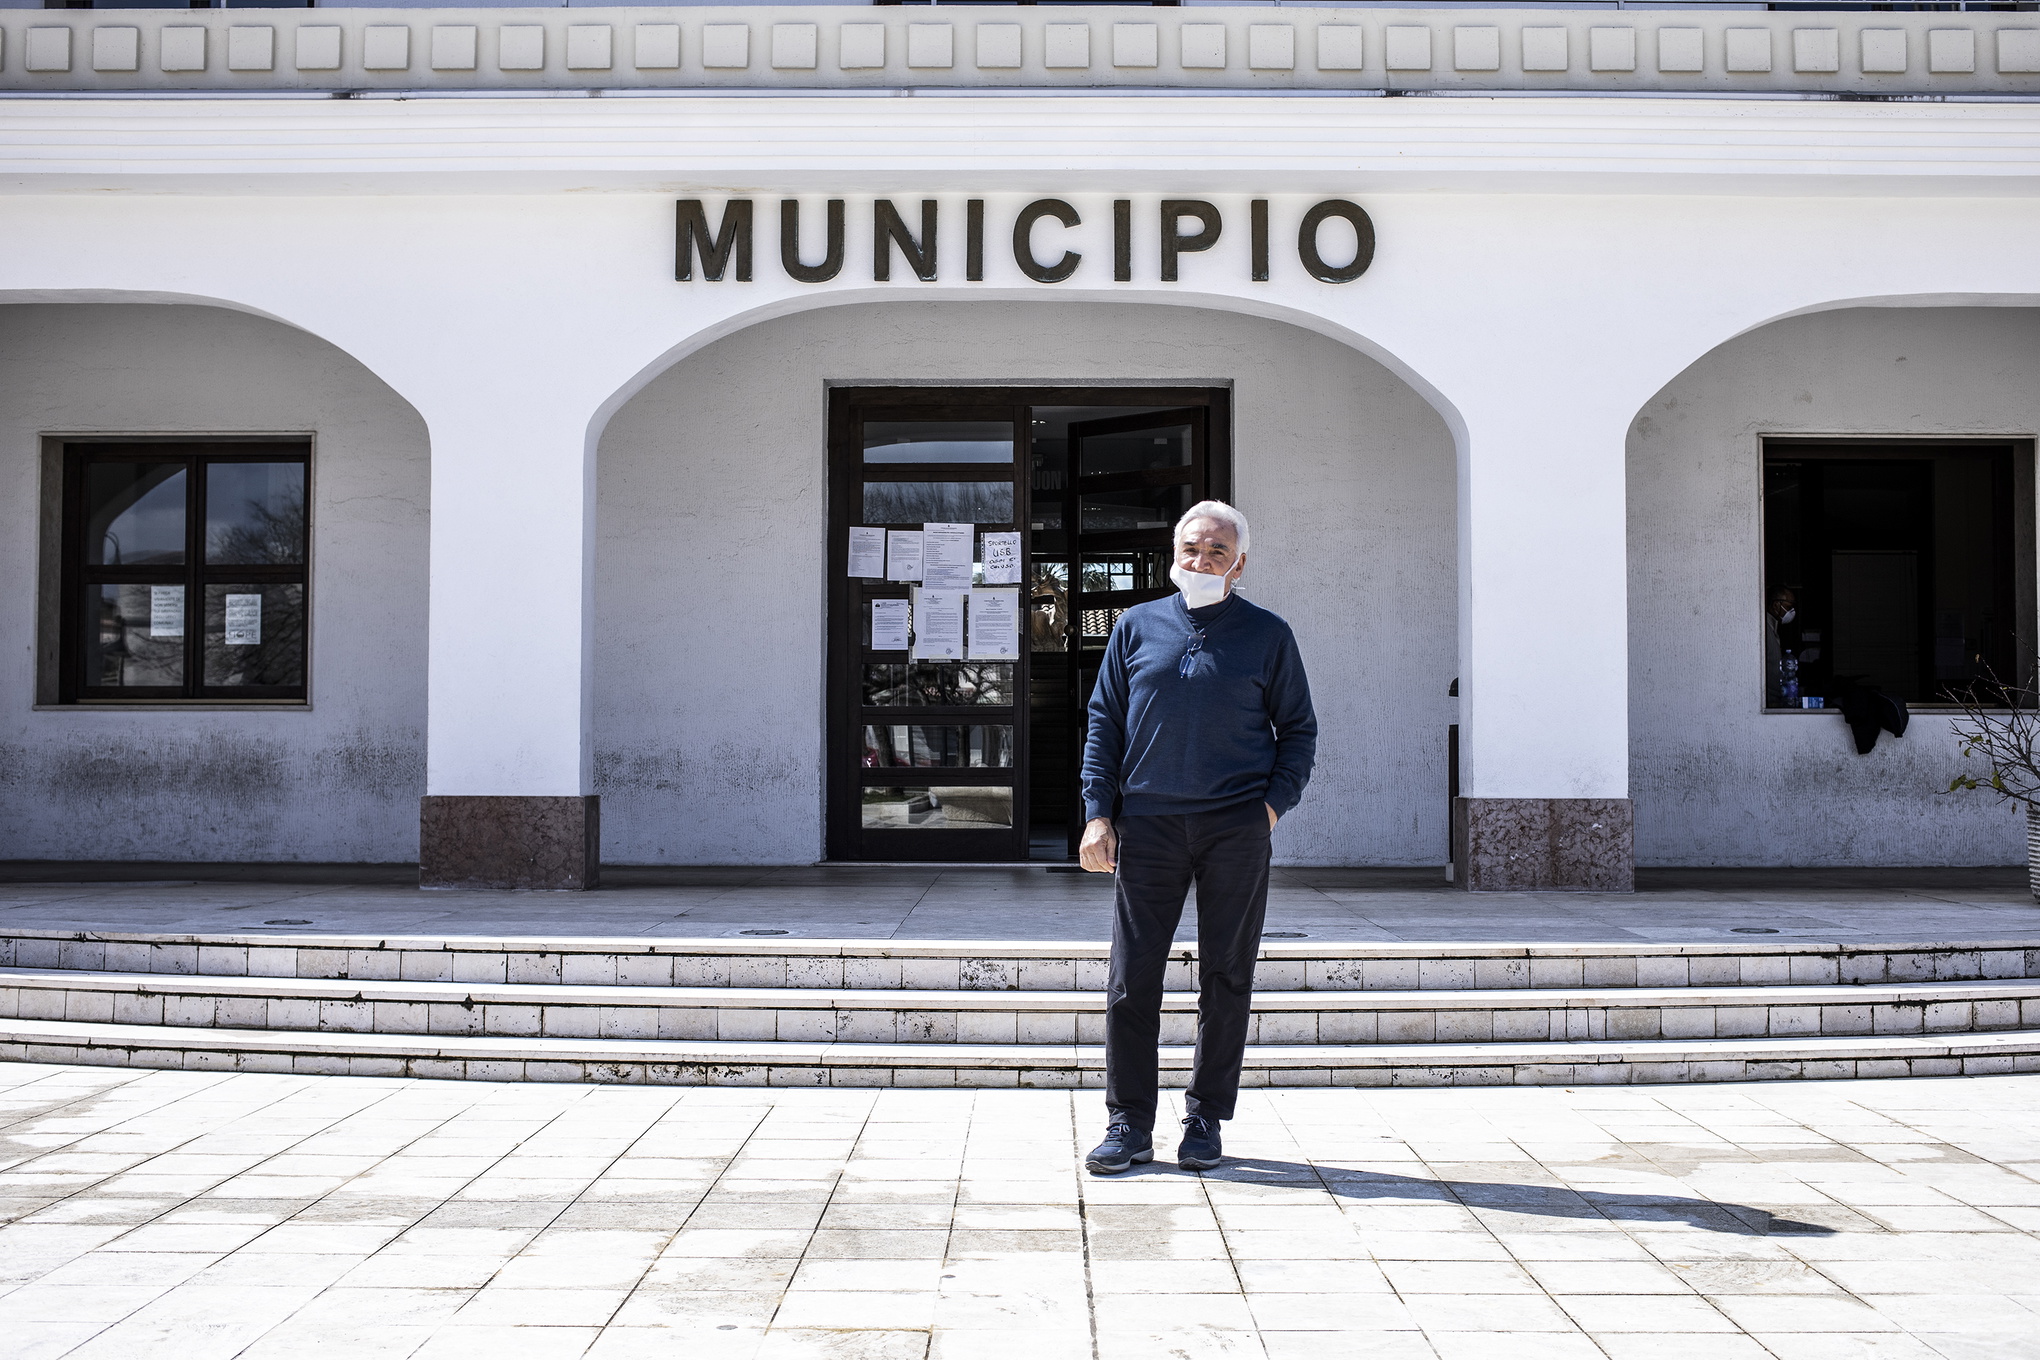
[1945,673,2040,903]
[1946,675,2040,804]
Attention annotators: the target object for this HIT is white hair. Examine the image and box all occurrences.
[1174,500,1250,556]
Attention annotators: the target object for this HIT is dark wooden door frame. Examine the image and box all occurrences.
[826,386,1232,863]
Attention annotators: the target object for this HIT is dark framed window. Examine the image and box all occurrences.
[59,441,310,704]
[1761,441,2030,710]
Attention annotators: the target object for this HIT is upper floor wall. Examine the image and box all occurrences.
[4,6,2039,96]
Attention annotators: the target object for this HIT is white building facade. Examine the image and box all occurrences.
[3,5,2038,888]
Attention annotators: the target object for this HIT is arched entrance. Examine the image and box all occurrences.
[0,300,431,864]
[593,298,1457,868]
[1628,303,2040,868]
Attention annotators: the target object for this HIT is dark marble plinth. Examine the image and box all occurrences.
[1453,797,1633,893]
[419,796,600,891]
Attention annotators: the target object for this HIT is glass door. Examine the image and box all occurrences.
[1035,408,1210,857]
[827,389,1229,863]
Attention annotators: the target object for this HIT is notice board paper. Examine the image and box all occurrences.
[870,598,910,652]
[981,532,1021,585]
[847,526,886,578]
[967,588,1021,660]
[149,586,184,639]
[921,521,975,589]
[223,593,263,647]
[911,588,966,660]
[886,530,923,583]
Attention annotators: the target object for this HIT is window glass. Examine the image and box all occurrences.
[203,584,306,687]
[861,786,1015,829]
[83,583,183,688]
[1081,551,1171,595]
[1763,449,2015,707]
[207,462,307,564]
[863,421,1014,464]
[1079,484,1192,535]
[862,725,1015,768]
[1029,563,1069,652]
[861,662,1015,706]
[85,463,185,565]
[1081,605,1128,642]
[1077,423,1193,477]
[863,481,1014,525]
[67,446,310,702]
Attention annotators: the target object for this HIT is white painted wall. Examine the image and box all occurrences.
[594,300,1457,865]
[1629,306,2037,866]
[4,92,2040,857]
[0,304,430,863]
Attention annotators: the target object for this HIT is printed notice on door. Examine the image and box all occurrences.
[886,530,923,583]
[967,588,1021,660]
[981,532,1021,586]
[921,522,975,590]
[149,586,184,639]
[848,527,886,578]
[910,588,965,660]
[223,593,263,646]
[870,598,909,652]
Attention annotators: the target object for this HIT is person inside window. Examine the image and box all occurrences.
[1766,586,1799,707]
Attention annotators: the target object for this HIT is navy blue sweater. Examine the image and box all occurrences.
[1081,591,1317,822]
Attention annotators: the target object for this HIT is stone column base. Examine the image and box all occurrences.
[1452,797,1633,892]
[420,795,600,890]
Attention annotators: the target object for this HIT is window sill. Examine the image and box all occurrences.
[34,702,312,713]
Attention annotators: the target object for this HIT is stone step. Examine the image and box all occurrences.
[6,930,2037,992]
[6,968,2038,1046]
[4,1015,2038,1088]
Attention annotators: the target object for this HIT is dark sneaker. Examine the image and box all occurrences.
[1085,1122,1154,1175]
[1177,1115,1223,1171]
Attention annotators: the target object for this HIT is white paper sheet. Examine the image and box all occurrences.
[886,530,924,583]
[224,593,263,646]
[149,585,184,639]
[967,588,1021,660]
[847,526,886,578]
[921,521,975,589]
[911,588,966,660]
[870,598,910,652]
[981,532,1021,585]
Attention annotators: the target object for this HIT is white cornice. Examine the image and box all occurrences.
[3,93,2040,196]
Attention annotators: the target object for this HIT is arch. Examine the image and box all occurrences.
[1633,291,2040,426]
[581,285,1471,462]
[589,296,1460,866]
[0,288,439,428]
[1625,299,2040,869]
[0,287,309,332]
[0,296,435,863]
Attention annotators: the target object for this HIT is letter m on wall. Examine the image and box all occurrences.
[675,200,754,281]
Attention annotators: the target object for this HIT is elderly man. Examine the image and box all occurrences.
[1079,500,1317,1174]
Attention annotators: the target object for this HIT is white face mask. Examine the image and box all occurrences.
[1779,608,1797,624]
[1170,560,1235,609]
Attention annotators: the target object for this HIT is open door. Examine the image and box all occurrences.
[828,390,1229,863]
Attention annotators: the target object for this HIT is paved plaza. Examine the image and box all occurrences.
[0,1062,2037,1359]
[0,865,2035,944]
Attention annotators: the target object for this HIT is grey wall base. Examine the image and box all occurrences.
[1454,797,1634,893]
[419,796,600,891]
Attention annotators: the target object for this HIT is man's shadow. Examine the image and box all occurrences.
[1110,1158,1837,1236]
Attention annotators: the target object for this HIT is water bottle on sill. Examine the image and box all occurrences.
[1780,652,1799,707]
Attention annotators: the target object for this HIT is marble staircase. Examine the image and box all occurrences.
[2,928,2037,1087]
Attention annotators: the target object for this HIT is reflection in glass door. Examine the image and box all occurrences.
[827,389,1230,862]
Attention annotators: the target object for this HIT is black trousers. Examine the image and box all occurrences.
[1104,799,1272,1131]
